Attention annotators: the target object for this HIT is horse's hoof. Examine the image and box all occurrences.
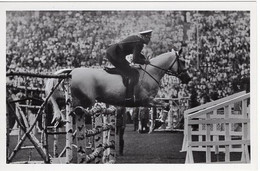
[51,114,62,124]
[54,120,66,128]
[52,116,58,123]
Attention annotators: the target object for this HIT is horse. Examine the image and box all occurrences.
[45,49,191,124]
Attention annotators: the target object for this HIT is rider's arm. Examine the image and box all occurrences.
[132,43,147,64]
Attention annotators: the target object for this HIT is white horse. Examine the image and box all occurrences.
[45,49,191,124]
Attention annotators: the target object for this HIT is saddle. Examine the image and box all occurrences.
[104,67,139,86]
[104,67,140,102]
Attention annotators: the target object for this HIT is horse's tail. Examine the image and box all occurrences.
[45,68,73,95]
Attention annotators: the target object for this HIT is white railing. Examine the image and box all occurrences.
[181,91,250,163]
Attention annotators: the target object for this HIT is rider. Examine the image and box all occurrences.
[106,30,152,102]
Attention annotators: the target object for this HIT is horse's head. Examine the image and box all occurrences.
[145,49,191,86]
[168,49,191,84]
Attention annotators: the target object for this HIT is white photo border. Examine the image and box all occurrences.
[0,1,257,171]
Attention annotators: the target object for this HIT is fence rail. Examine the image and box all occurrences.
[7,71,71,79]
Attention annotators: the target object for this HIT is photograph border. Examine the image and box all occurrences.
[1,1,257,171]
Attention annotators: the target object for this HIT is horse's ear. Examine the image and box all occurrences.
[178,48,183,55]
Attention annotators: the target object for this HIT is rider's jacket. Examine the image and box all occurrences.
[107,35,147,65]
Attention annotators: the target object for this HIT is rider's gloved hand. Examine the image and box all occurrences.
[144,59,150,65]
[133,58,150,65]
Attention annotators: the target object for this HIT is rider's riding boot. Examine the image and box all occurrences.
[125,77,135,103]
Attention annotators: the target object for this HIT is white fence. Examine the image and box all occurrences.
[181,91,250,163]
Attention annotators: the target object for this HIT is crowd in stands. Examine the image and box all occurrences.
[6,11,250,108]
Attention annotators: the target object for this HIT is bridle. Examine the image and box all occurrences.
[148,51,183,76]
[139,51,186,87]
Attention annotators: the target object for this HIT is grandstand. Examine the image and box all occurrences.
[6,11,250,105]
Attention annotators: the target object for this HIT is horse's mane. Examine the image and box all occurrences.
[54,68,73,75]
[150,51,175,64]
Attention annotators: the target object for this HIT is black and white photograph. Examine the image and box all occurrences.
[1,0,258,170]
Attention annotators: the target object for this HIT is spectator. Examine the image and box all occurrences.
[132,107,139,131]
[138,107,150,133]
[6,11,250,107]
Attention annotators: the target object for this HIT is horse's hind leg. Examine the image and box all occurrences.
[45,78,65,126]
[49,96,65,124]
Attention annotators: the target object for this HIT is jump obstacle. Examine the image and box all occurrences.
[6,71,116,164]
[7,71,71,163]
[181,91,250,163]
[74,105,116,164]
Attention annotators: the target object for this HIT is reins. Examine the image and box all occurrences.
[139,65,162,88]
[138,51,181,88]
[148,58,178,76]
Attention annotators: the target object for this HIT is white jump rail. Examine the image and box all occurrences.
[181,91,250,163]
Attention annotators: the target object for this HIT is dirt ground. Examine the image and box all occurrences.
[7,124,244,164]
[116,124,186,163]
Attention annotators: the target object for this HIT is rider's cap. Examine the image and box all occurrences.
[139,30,152,37]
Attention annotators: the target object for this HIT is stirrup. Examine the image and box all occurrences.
[125,98,132,102]
[125,95,135,102]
